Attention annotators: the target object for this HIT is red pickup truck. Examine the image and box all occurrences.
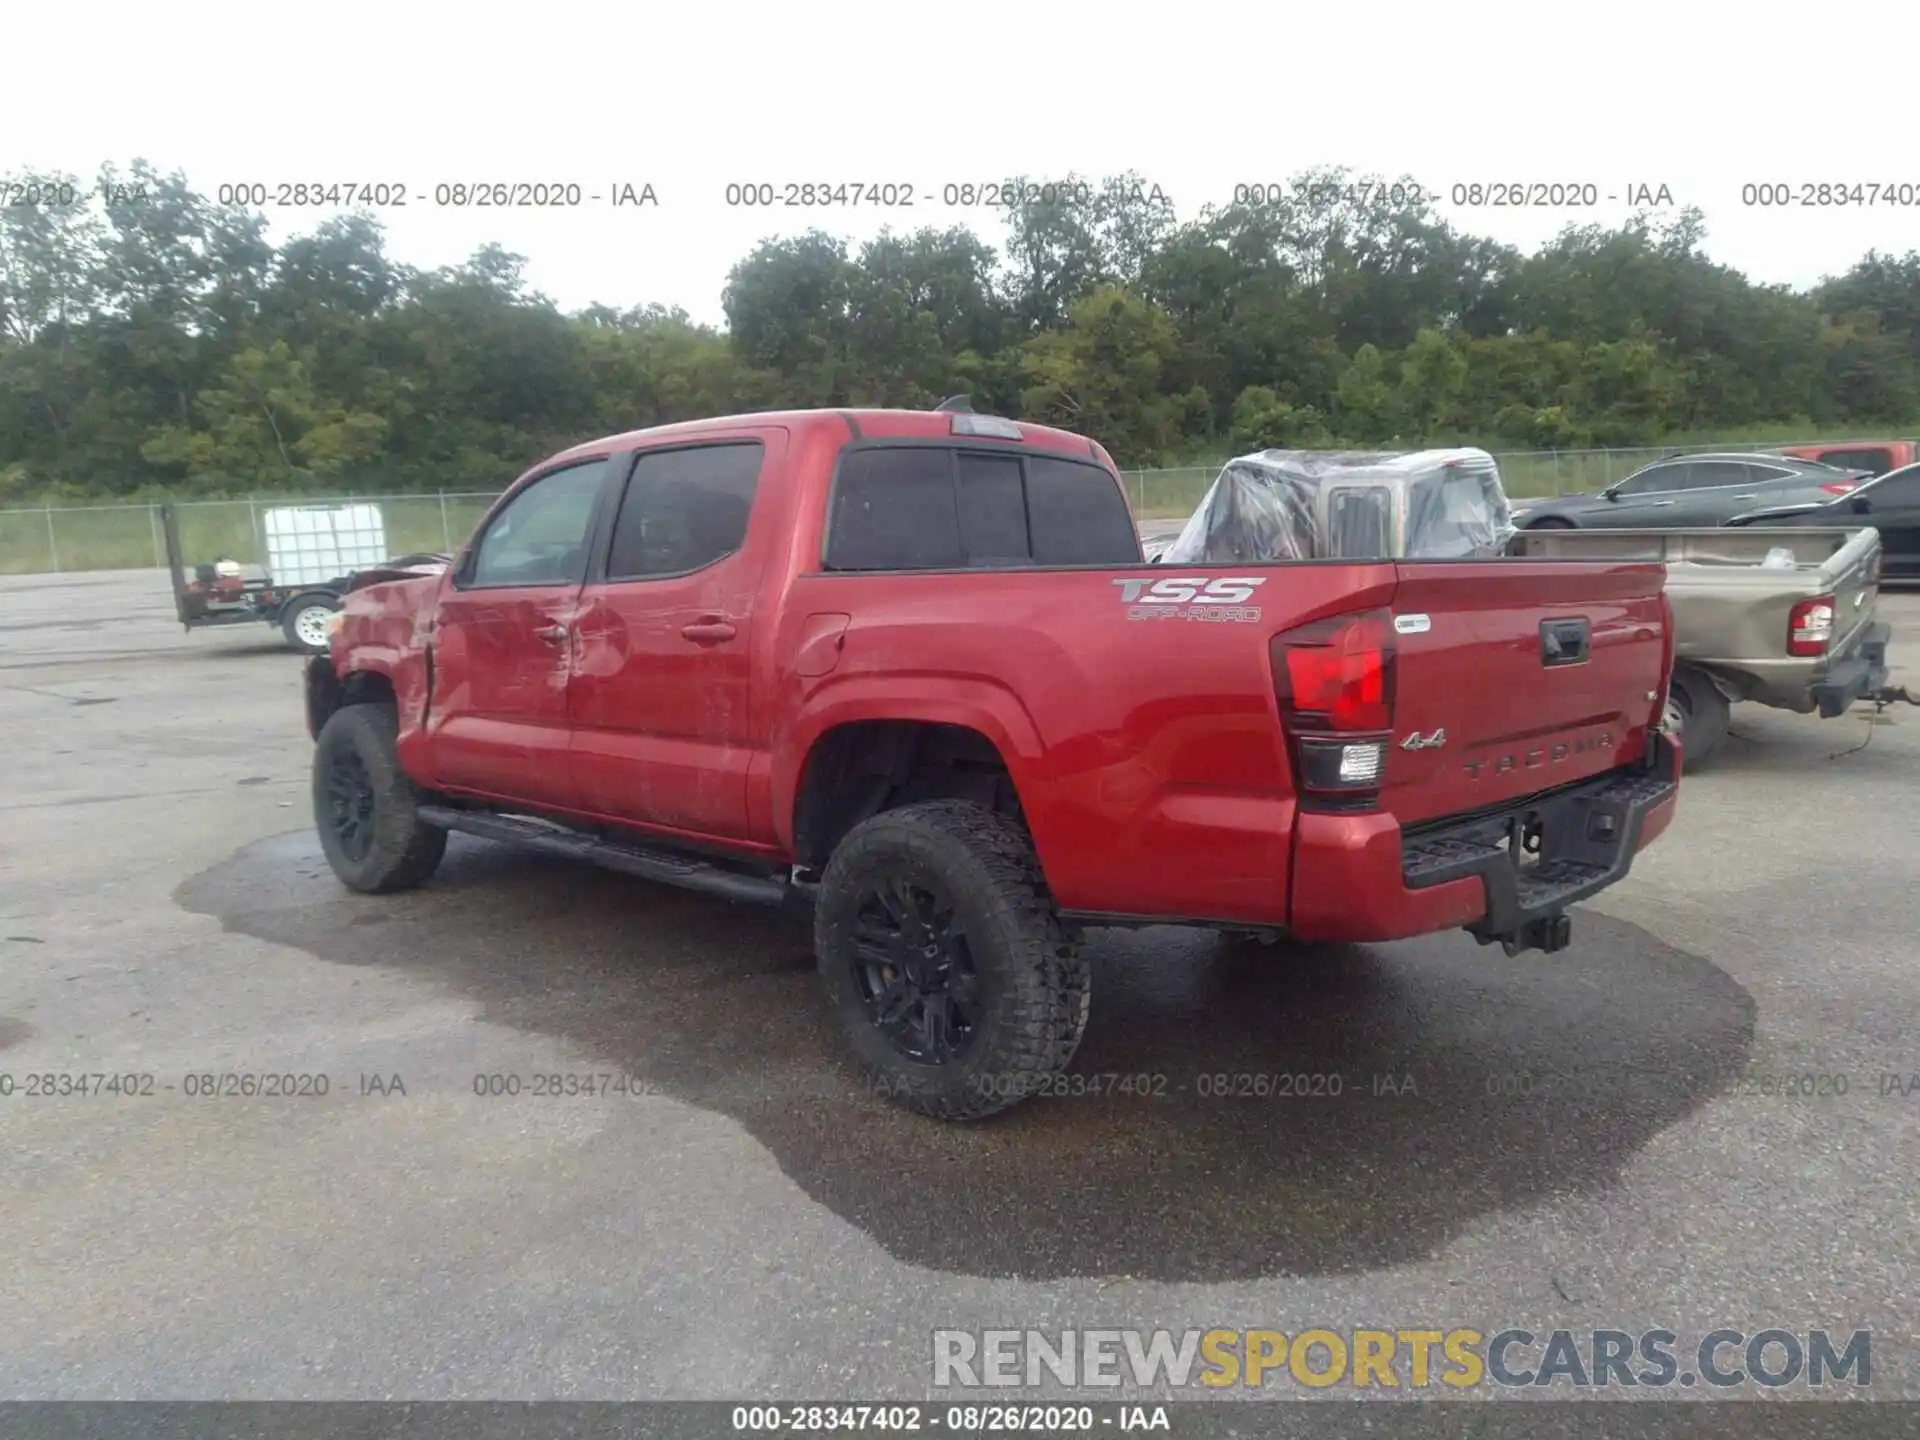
[305,405,1680,1119]
[1774,440,1919,477]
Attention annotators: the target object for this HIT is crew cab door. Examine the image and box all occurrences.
[566,432,780,840]
[424,456,614,809]
[1600,461,1695,525]
[1670,460,1771,524]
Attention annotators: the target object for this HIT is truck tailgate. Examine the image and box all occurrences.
[1511,525,1882,670]
[1383,560,1669,826]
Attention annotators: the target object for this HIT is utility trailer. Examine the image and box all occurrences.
[161,501,424,655]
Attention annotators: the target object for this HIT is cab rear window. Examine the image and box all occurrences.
[1818,448,1895,476]
[825,446,1140,571]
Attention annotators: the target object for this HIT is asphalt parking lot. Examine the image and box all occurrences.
[2,567,1918,1415]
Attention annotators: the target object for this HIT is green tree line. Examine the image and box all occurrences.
[3,160,1919,502]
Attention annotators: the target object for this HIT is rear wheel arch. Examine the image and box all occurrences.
[791,719,1037,875]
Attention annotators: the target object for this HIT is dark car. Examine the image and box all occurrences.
[1511,453,1869,531]
[1727,460,1920,580]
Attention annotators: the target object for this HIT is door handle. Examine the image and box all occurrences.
[681,620,737,644]
[534,622,569,644]
[1651,500,1676,507]
[1730,494,1756,501]
[1541,618,1590,667]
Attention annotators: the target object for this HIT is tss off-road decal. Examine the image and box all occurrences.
[1113,575,1268,623]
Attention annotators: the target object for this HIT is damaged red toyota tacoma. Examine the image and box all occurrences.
[305,405,1680,1119]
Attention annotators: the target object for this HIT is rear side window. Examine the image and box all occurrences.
[1024,455,1142,565]
[825,447,1139,571]
[826,448,964,570]
[1621,463,1686,495]
[606,442,763,580]
[1688,461,1750,488]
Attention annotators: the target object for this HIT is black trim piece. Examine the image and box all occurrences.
[417,805,792,906]
[579,450,638,587]
[303,656,342,742]
[1058,910,1287,934]
[420,641,436,729]
[1401,735,1678,951]
[1540,617,1590,668]
[838,411,863,439]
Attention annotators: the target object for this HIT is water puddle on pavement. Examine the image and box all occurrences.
[177,830,1754,1282]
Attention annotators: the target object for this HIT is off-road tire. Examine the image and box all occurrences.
[815,799,1089,1121]
[282,593,340,655]
[312,704,448,893]
[1665,663,1730,769]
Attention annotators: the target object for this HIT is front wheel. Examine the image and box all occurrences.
[814,800,1089,1121]
[1524,516,1576,530]
[282,593,340,655]
[312,705,447,893]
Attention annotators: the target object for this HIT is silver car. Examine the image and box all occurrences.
[1511,453,1870,530]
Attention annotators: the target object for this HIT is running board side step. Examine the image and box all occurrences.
[415,805,793,907]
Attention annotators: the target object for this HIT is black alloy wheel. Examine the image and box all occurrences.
[847,874,982,1065]
[323,744,378,864]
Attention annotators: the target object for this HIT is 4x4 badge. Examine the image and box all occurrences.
[1401,729,1447,751]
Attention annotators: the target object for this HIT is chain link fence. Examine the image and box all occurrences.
[0,492,501,577]
[0,440,1889,575]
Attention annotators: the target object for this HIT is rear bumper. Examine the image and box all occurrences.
[1810,621,1891,718]
[1287,734,1679,955]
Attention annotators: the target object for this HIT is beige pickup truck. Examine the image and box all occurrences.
[1510,525,1910,766]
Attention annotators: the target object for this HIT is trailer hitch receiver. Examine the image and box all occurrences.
[1482,911,1573,958]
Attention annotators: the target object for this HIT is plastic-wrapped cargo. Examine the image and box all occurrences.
[1159,448,1517,565]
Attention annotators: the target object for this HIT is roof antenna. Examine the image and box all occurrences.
[935,394,975,414]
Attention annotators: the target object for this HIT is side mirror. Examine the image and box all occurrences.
[1851,496,1872,515]
[1601,485,1622,501]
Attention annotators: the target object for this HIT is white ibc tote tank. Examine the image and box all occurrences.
[263,504,388,588]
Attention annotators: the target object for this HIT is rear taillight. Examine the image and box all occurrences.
[1787,595,1835,657]
[1271,608,1396,803]
[1818,480,1859,497]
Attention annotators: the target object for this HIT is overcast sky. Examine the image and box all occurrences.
[8,1,1919,326]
